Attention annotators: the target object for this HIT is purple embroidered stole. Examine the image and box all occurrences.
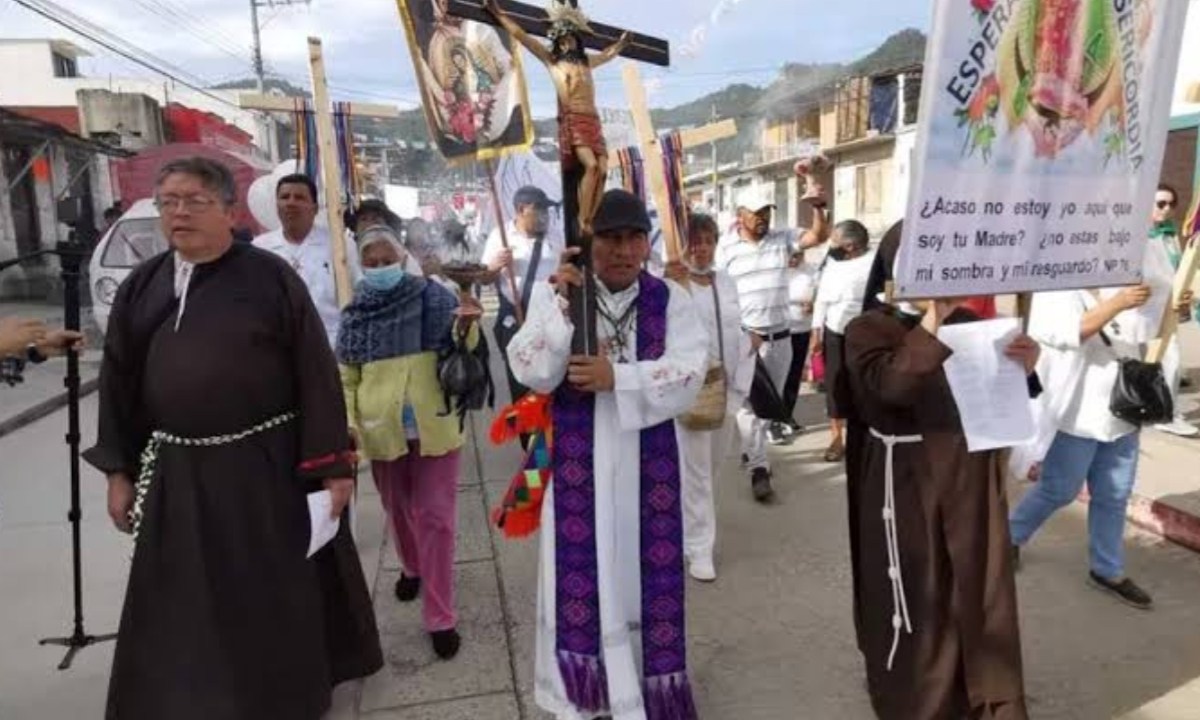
[551,273,696,720]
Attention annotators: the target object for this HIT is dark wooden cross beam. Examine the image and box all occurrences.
[449,0,671,354]
[445,0,670,66]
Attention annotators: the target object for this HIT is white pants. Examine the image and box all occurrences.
[737,336,793,471]
[1164,336,1187,421]
[679,415,735,565]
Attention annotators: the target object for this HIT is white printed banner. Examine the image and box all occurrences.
[896,0,1188,299]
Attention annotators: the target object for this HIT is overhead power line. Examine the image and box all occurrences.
[125,0,251,66]
[145,0,251,57]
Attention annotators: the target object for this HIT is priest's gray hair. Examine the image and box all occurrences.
[155,157,237,207]
[357,225,408,260]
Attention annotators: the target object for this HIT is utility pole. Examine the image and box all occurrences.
[248,0,310,162]
[710,103,719,210]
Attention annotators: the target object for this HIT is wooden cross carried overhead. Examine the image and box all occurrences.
[446,0,669,66]
[615,63,737,262]
[239,37,401,308]
[448,0,671,354]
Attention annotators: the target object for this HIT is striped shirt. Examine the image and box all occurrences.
[716,229,799,332]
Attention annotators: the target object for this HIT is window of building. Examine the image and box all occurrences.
[837,77,871,144]
[869,75,899,134]
[856,164,882,216]
[903,70,923,126]
[52,52,78,78]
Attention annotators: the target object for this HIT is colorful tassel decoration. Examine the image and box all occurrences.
[490,395,554,539]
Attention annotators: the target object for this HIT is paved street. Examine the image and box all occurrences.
[3,300,1200,719]
[3,384,1200,719]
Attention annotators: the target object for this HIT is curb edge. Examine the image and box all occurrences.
[0,378,100,440]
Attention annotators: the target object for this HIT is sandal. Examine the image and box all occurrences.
[823,441,845,463]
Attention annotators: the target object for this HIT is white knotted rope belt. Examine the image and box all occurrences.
[869,427,923,671]
[129,412,298,548]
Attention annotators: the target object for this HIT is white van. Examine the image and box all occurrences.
[89,199,167,336]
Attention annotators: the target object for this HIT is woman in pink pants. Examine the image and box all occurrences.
[337,226,481,660]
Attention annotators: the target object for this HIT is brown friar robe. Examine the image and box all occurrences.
[85,242,383,720]
[843,307,1028,720]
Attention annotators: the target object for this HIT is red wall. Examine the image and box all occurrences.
[163,104,255,153]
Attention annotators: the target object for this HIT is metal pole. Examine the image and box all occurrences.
[250,0,266,95]
[249,0,277,163]
[710,104,718,206]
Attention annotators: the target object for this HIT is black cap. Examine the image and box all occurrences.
[592,189,651,235]
[513,186,560,210]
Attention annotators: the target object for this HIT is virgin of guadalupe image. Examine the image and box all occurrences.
[994,0,1153,159]
[402,0,529,157]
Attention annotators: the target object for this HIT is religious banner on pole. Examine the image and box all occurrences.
[895,0,1189,299]
[396,0,534,163]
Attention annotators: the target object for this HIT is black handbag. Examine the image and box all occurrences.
[438,327,495,431]
[1098,330,1174,425]
[748,356,790,423]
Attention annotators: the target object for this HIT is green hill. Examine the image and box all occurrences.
[213,29,926,180]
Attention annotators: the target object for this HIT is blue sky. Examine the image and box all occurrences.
[1,0,934,115]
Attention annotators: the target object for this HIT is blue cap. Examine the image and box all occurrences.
[513,186,560,210]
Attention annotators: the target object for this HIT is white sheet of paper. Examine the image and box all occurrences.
[937,318,1036,453]
[307,490,341,559]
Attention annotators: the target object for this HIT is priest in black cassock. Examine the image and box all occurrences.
[84,156,383,720]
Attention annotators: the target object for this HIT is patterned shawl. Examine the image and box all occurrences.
[551,272,696,720]
[336,276,458,365]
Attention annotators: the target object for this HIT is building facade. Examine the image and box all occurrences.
[820,67,922,239]
[0,40,275,156]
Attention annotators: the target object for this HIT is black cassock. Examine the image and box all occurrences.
[84,243,383,720]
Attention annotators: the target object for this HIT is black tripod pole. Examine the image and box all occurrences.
[37,237,116,670]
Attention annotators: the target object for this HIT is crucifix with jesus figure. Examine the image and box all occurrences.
[447,0,669,353]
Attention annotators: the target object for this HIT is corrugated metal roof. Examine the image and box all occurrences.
[0,107,132,157]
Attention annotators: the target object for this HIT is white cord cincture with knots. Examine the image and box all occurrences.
[870,427,923,672]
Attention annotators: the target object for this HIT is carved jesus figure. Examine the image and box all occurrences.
[484,0,630,235]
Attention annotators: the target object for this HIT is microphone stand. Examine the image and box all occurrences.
[3,238,117,669]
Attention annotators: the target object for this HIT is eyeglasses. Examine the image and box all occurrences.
[1157,200,1178,210]
[155,195,219,214]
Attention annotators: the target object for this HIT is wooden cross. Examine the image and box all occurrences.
[1146,238,1200,364]
[239,37,401,308]
[616,63,736,262]
[445,0,669,66]
[448,0,670,354]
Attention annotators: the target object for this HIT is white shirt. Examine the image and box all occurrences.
[688,270,756,403]
[716,228,801,332]
[787,263,819,334]
[481,223,562,307]
[1028,290,1139,443]
[1100,237,1175,344]
[812,252,876,334]
[253,226,362,347]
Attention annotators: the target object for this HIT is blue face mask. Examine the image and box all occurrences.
[362,264,406,291]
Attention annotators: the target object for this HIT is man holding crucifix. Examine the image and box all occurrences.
[507,189,708,720]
